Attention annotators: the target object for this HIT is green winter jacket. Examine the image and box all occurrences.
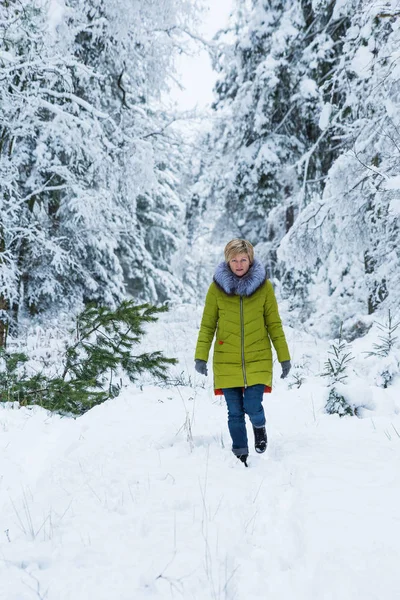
[195,259,290,390]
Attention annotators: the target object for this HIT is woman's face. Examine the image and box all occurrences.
[229,253,251,277]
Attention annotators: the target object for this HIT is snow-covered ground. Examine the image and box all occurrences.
[1,305,400,599]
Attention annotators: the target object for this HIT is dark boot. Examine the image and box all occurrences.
[253,425,267,453]
[237,454,248,467]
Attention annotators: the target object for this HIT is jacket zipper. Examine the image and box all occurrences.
[240,295,247,387]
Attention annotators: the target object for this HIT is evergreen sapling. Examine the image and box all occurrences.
[0,301,177,415]
[365,310,399,358]
[322,325,355,417]
[364,310,400,388]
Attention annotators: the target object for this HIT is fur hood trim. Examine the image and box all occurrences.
[213,259,267,296]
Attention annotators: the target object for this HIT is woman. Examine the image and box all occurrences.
[194,239,291,467]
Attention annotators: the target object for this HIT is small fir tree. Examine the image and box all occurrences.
[322,325,354,417]
[364,310,400,389]
[365,310,399,358]
[325,388,354,418]
[322,325,354,385]
[0,301,176,415]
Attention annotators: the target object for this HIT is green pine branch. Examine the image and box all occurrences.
[0,301,176,415]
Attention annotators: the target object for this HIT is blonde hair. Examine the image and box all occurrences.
[224,239,254,264]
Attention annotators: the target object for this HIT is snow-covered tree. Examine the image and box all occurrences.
[280,2,400,333]
[195,0,354,270]
[0,0,197,340]
[67,0,197,304]
[190,0,399,337]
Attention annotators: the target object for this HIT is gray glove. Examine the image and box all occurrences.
[195,359,208,376]
[280,360,291,379]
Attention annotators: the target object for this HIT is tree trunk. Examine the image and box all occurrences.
[0,226,9,347]
[364,250,388,314]
[285,205,295,232]
[0,295,8,348]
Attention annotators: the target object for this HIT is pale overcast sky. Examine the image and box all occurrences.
[170,0,234,110]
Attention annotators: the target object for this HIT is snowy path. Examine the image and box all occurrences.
[1,308,400,599]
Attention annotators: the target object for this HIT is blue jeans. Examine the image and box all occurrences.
[222,385,266,456]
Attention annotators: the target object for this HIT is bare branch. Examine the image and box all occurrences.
[150,25,218,58]
[141,119,179,140]
[117,69,129,109]
[375,12,400,18]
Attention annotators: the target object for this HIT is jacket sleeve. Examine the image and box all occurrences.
[264,280,291,362]
[195,284,218,362]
